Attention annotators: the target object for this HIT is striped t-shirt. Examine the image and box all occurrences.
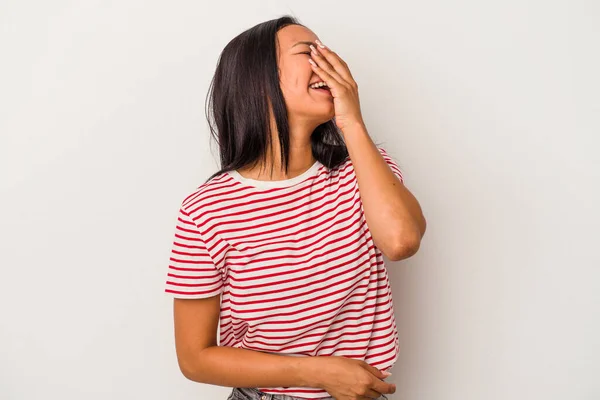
[164,146,404,399]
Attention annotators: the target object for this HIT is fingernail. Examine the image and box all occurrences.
[315,39,326,48]
[382,371,392,377]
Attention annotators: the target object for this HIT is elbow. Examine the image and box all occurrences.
[179,345,218,382]
[390,227,424,261]
[389,239,420,261]
[177,351,204,382]
[412,212,427,240]
[180,361,207,383]
[178,359,196,381]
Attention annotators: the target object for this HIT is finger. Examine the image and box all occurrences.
[360,364,396,397]
[313,41,357,86]
[309,47,345,88]
[361,362,390,380]
[361,388,384,399]
[308,57,343,95]
[371,380,396,397]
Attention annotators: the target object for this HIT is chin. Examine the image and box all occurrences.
[317,117,335,126]
[299,105,335,125]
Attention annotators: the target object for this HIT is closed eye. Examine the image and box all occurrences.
[299,52,311,56]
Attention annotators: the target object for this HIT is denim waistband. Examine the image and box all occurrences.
[228,387,388,400]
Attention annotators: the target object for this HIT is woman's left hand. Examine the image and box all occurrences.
[309,40,364,132]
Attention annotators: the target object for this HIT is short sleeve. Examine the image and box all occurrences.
[377,146,404,183]
[164,205,224,299]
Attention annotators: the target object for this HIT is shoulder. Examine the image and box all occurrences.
[179,172,230,216]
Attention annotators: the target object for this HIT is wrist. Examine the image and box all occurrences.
[295,356,323,388]
[341,118,367,136]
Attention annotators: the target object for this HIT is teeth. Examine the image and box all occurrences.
[309,82,328,89]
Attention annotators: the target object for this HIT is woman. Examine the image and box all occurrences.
[164,15,426,400]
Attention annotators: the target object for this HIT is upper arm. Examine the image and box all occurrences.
[173,294,221,377]
[376,145,426,247]
[164,203,225,376]
[376,145,404,183]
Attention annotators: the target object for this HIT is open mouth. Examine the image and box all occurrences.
[309,83,332,95]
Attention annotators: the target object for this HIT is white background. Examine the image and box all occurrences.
[1,1,598,399]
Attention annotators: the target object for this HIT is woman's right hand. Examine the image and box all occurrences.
[308,355,396,400]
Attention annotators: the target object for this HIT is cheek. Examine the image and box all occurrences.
[285,63,312,89]
[280,79,310,102]
[278,68,316,111]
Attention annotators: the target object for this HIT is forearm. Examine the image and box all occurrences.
[343,122,426,253]
[183,345,321,389]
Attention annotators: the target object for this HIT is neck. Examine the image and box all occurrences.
[237,117,319,181]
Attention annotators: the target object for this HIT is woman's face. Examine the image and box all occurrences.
[276,25,335,126]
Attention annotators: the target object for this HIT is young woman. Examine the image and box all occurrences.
[164,15,426,400]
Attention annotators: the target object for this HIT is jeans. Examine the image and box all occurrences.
[227,387,389,400]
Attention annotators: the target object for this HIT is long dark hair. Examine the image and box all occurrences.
[203,15,369,185]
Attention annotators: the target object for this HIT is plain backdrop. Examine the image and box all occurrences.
[1,1,598,399]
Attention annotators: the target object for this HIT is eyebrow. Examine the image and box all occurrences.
[291,41,315,48]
